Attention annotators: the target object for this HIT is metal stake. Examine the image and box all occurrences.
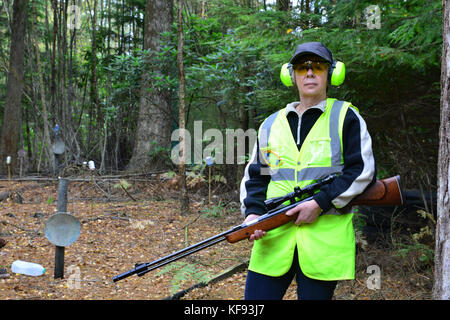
[54,178,68,279]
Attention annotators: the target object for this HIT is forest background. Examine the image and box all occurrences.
[0,0,442,190]
[0,0,446,300]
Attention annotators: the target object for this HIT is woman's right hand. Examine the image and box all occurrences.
[244,214,266,242]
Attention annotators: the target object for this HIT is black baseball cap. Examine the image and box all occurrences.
[289,42,334,65]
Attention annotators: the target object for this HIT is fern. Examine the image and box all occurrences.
[157,261,212,294]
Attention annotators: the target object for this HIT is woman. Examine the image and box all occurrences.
[240,42,376,300]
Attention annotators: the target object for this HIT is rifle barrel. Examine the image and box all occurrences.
[112,226,241,282]
[136,235,226,277]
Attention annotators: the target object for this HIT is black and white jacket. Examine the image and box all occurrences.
[240,100,377,217]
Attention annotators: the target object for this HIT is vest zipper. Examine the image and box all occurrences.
[296,113,301,180]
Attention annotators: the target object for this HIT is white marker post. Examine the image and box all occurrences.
[6,156,11,181]
[88,161,95,215]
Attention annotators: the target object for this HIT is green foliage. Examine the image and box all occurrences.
[201,200,226,218]
[103,50,146,124]
[352,207,367,232]
[113,179,131,190]
[148,142,174,169]
[157,261,212,295]
[160,171,177,179]
[46,196,54,205]
[184,6,297,128]
[391,208,436,271]
[394,241,434,270]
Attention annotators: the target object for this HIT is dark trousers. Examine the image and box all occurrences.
[244,249,337,300]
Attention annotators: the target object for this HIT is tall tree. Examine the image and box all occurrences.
[433,0,450,300]
[177,0,189,213]
[127,0,174,171]
[0,0,29,174]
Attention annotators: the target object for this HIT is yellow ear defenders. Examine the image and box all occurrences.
[330,60,345,86]
[280,60,345,87]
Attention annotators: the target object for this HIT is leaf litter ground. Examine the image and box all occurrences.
[0,178,432,300]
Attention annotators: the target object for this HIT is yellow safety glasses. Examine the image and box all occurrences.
[293,60,328,76]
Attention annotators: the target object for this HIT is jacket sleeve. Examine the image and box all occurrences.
[313,107,377,211]
[240,138,271,217]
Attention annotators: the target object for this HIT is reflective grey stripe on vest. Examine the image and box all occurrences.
[329,100,345,166]
[259,110,281,177]
[297,165,343,181]
[270,168,296,181]
[259,110,280,150]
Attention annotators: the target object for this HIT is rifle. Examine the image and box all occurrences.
[112,174,403,282]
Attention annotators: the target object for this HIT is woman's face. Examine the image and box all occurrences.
[294,57,328,99]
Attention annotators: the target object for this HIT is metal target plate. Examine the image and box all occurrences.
[52,139,65,155]
[44,213,81,247]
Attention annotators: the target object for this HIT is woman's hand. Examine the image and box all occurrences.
[285,199,322,225]
[244,200,322,241]
[244,214,266,242]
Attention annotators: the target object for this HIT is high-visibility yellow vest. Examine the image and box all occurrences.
[249,98,357,280]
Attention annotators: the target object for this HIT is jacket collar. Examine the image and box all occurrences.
[285,99,327,116]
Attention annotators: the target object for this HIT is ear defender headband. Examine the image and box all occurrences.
[280,59,345,87]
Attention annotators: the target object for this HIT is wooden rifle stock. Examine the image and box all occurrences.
[225,176,403,243]
[346,175,403,206]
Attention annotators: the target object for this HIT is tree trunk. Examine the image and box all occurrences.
[177,0,190,214]
[32,0,54,173]
[85,0,101,165]
[433,0,450,300]
[127,0,174,172]
[50,0,58,121]
[0,0,29,175]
